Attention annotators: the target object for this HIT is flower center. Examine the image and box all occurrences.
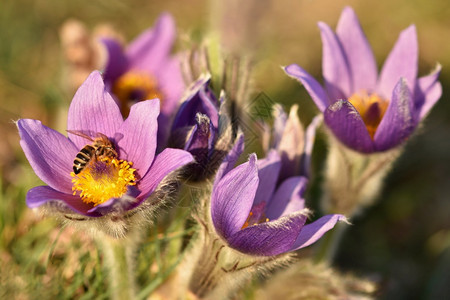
[71,157,137,206]
[348,91,389,139]
[112,71,163,117]
[241,202,269,229]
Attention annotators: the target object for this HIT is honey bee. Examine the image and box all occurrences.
[67,130,118,174]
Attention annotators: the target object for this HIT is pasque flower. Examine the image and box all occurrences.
[285,6,442,153]
[170,74,235,182]
[176,115,343,298]
[101,13,185,145]
[264,104,322,182]
[18,71,193,217]
[211,152,345,256]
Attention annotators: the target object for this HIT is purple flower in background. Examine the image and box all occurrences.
[170,74,234,181]
[285,6,442,153]
[265,104,322,182]
[211,152,345,256]
[101,13,185,146]
[18,71,193,217]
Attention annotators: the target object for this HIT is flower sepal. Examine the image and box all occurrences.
[322,134,402,217]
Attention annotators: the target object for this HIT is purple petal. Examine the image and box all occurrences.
[277,105,305,181]
[67,71,123,148]
[126,13,176,72]
[271,104,288,148]
[377,25,418,98]
[211,154,259,239]
[154,56,185,117]
[228,212,308,256]
[266,176,308,220]
[171,76,209,129]
[26,186,98,217]
[87,187,141,215]
[101,39,128,83]
[301,115,322,177]
[172,77,218,130]
[291,214,347,250]
[117,99,159,176]
[374,78,416,151]
[324,100,374,153]
[284,64,329,112]
[182,115,214,178]
[137,148,193,200]
[415,65,442,119]
[153,57,186,148]
[254,150,281,205]
[336,6,377,92]
[214,131,244,183]
[184,114,212,152]
[318,21,351,99]
[198,86,219,128]
[18,119,78,194]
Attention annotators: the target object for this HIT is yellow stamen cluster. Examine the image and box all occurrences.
[71,157,137,206]
[241,211,270,229]
[348,91,389,139]
[112,71,163,116]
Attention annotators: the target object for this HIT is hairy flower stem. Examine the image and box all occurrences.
[98,229,142,300]
[322,139,401,217]
[178,214,293,299]
[186,233,285,299]
[319,139,401,263]
[188,238,225,297]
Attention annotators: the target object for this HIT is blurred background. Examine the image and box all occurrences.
[1,0,449,299]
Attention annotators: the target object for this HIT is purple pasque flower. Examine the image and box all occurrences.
[266,104,322,182]
[211,152,345,257]
[18,71,193,217]
[285,6,442,153]
[101,13,185,146]
[170,74,232,181]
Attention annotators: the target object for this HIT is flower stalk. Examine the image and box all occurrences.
[181,215,292,299]
[98,231,140,300]
[322,138,401,217]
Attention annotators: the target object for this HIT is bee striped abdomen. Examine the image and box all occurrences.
[73,145,95,174]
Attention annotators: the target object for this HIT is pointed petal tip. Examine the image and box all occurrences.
[374,77,415,151]
[405,23,417,33]
[398,76,408,87]
[157,11,175,25]
[282,64,300,75]
[290,103,299,112]
[292,213,349,250]
[416,64,442,119]
[86,70,104,83]
[317,21,335,36]
[397,24,417,42]
[341,5,356,14]
[145,97,161,110]
[284,64,302,76]
[283,64,329,112]
[317,21,327,29]
[339,215,351,225]
[339,6,361,25]
[431,63,442,74]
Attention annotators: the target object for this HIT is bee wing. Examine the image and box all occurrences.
[94,132,110,140]
[66,130,95,142]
